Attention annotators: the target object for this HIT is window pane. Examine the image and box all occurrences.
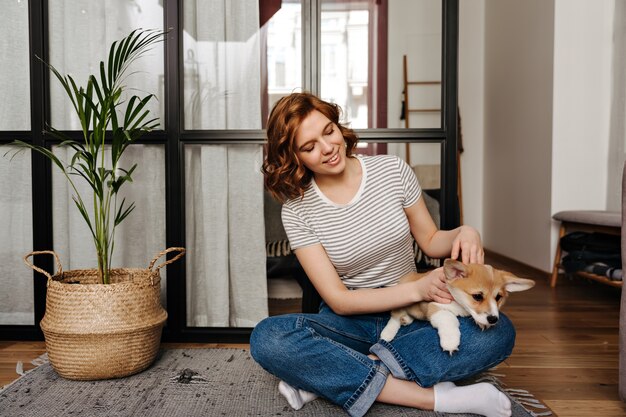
[183,0,303,129]
[184,144,267,327]
[0,0,30,130]
[48,0,165,130]
[52,145,167,304]
[321,0,442,129]
[266,1,303,116]
[359,141,441,225]
[390,141,441,192]
[0,147,33,324]
[321,3,370,127]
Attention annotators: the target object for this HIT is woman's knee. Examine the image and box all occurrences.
[250,316,277,365]
[493,313,516,355]
[460,313,516,356]
[250,315,298,367]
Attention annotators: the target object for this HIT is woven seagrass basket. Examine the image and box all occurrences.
[24,247,185,381]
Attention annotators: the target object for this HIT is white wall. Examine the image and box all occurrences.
[607,0,626,212]
[460,0,616,272]
[482,0,555,271]
[459,0,485,234]
[551,0,614,264]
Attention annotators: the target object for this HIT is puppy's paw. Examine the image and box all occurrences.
[380,318,401,342]
[380,326,397,342]
[438,329,461,354]
[399,315,414,326]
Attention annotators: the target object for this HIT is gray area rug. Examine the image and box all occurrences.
[0,348,540,417]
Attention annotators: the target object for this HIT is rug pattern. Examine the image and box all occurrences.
[0,348,536,417]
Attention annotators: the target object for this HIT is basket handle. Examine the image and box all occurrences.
[23,251,63,285]
[149,247,186,272]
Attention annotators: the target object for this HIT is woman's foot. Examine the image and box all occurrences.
[278,380,318,410]
[434,381,511,417]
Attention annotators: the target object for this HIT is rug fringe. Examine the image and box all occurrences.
[15,353,48,378]
[1,353,48,394]
[31,352,49,367]
[16,361,24,376]
[481,371,553,416]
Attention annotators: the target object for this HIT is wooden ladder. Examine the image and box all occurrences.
[402,54,441,164]
[402,55,441,127]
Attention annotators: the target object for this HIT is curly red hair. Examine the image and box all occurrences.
[262,92,358,202]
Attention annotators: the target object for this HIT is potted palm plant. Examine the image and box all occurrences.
[6,28,184,380]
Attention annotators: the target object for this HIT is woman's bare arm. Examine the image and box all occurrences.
[405,197,484,264]
[294,244,451,315]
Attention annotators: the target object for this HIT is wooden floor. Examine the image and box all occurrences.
[1,254,625,416]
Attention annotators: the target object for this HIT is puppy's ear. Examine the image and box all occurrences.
[443,259,467,281]
[502,273,535,292]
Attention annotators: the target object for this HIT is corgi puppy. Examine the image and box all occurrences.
[380,259,535,354]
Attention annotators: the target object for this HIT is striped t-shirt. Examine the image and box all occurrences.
[281,154,422,289]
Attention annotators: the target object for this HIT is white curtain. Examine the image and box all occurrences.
[183,0,262,129]
[0,149,33,325]
[48,0,164,129]
[0,0,32,325]
[607,0,626,210]
[185,146,267,327]
[183,0,268,327]
[0,0,29,130]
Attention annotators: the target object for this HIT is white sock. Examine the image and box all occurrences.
[278,380,318,410]
[434,381,512,417]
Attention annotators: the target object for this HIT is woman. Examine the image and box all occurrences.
[251,92,514,417]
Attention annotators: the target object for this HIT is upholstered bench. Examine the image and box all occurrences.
[551,210,621,287]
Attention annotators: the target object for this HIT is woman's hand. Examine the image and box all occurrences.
[414,267,454,304]
[451,225,484,264]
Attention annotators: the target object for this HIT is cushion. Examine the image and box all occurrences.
[552,210,621,228]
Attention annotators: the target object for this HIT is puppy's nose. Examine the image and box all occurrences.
[487,315,499,324]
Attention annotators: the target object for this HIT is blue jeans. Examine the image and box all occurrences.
[250,302,515,417]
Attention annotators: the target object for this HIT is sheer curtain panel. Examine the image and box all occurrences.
[0,2,32,325]
[48,0,164,129]
[184,145,267,327]
[183,0,268,327]
[0,0,30,130]
[0,149,33,325]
